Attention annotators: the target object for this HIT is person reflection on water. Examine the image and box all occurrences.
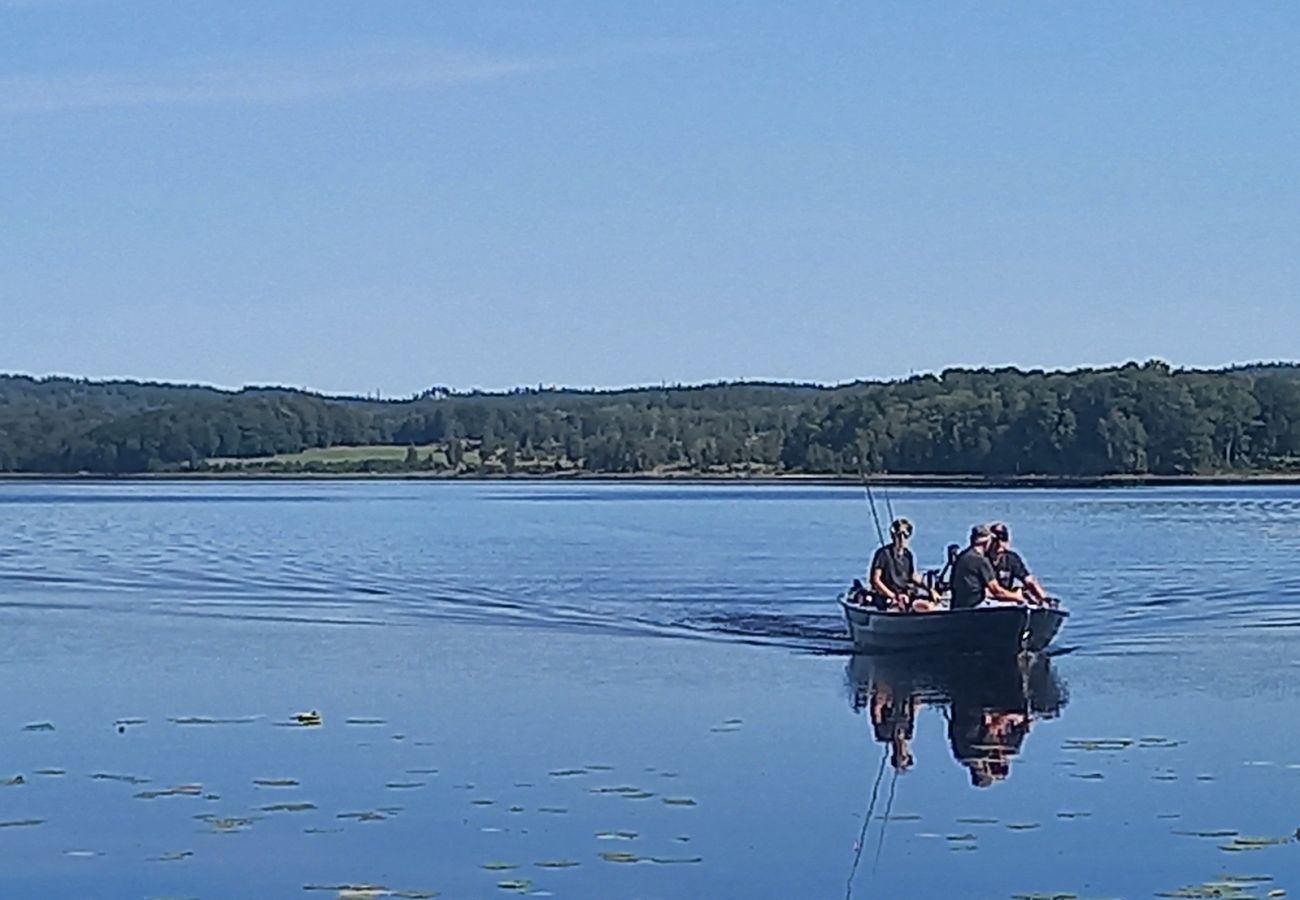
[949,524,1025,610]
[869,518,937,613]
[870,682,917,772]
[948,704,1031,788]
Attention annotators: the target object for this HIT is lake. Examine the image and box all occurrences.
[1,481,1299,898]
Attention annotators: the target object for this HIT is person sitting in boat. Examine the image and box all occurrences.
[949,524,1025,610]
[987,522,1048,604]
[869,518,936,612]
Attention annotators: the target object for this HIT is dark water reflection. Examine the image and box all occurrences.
[848,652,1068,786]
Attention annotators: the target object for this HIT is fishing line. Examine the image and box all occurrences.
[844,746,889,900]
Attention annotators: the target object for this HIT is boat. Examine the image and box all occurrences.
[840,594,1068,654]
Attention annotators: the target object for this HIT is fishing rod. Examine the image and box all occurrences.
[845,747,889,900]
[857,460,887,549]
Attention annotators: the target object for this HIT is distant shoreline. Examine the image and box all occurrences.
[3,471,1300,488]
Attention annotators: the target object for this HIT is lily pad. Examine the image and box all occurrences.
[253,778,299,787]
[22,722,55,732]
[535,860,580,869]
[261,802,316,813]
[598,851,641,864]
[481,862,519,871]
[662,797,698,806]
[0,819,44,829]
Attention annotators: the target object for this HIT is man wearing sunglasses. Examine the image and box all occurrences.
[987,522,1049,605]
[869,517,934,611]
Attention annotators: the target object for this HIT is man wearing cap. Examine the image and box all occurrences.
[987,522,1048,604]
[949,524,1025,610]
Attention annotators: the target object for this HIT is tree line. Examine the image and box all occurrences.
[1,362,1299,477]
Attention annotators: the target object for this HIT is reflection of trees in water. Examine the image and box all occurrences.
[847,652,1069,787]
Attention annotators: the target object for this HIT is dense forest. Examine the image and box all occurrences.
[2,362,1299,478]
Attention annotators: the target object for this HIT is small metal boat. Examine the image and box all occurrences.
[840,595,1068,654]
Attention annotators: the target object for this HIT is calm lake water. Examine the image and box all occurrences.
[2,481,1299,899]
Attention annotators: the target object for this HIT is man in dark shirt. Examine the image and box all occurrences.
[950,524,1024,610]
[869,517,930,611]
[987,522,1048,604]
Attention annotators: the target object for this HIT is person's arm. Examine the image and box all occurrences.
[984,577,1024,603]
[870,566,896,602]
[1024,574,1048,603]
[981,556,1022,602]
[1011,553,1046,604]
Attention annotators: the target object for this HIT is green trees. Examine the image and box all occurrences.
[2,364,1300,476]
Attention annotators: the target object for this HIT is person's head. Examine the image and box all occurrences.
[890,517,913,546]
[989,521,1010,550]
[969,523,992,552]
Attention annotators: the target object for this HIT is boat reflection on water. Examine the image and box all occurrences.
[847,652,1069,788]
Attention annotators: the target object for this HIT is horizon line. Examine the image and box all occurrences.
[5,358,1298,402]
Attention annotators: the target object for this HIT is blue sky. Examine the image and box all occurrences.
[3,2,1298,395]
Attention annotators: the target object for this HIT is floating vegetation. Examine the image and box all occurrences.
[204,816,256,833]
[1173,829,1239,839]
[152,851,194,862]
[595,831,638,841]
[508,806,525,813]
[1196,774,1216,781]
[0,819,44,829]
[536,807,568,815]
[1158,873,1277,898]
[659,771,680,779]
[1063,738,1134,751]
[1012,894,1081,899]
[91,772,149,785]
[344,718,387,726]
[1069,773,1105,780]
[648,856,703,865]
[1219,835,1296,852]
[384,782,425,790]
[535,860,580,869]
[946,833,978,842]
[406,768,439,775]
[548,768,587,777]
[585,764,614,772]
[292,711,322,727]
[23,722,55,732]
[599,851,641,864]
[496,880,532,892]
[1056,812,1092,819]
[513,782,534,788]
[588,785,647,796]
[115,718,147,727]
[662,797,697,807]
[253,778,299,787]
[34,768,66,777]
[170,716,257,726]
[303,827,343,834]
[621,790,655,800]
[481,862,519,871]
[1,775,25,786]
[337,810,388,822]
[1138,737,1183,749]
[260,802,316,813]
[471,799,496,806]
[956,817,999,825]
[1006,823,1042,831]
[304,885,438,898]
[878,813,921,822]
[135,784,203,800]
[674,835,691,843]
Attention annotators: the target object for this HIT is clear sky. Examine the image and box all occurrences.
[3,2,1298,395]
